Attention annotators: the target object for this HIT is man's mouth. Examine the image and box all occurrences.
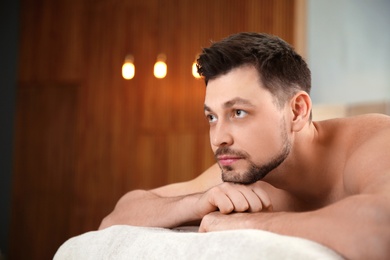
[217,155,243,166]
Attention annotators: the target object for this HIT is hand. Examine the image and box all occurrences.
[198,211,253,232]
[194,182,272,219]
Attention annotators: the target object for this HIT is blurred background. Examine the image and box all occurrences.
[1,0,389,259]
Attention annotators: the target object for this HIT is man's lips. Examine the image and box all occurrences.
[217,155,243,166]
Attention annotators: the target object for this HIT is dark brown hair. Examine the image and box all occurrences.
[197,32,311,107]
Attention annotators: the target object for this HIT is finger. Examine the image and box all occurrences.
[220,183,263,212]
[236,186,263,212]
[209,183,250,212]
[208,187,235,214]
[226,185,251,212]
[198,217,207,233]
[198,212,215,232]
[251,186,273,211]
[198,225,206,233]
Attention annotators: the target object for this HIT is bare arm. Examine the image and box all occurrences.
[99,164,274,229]
[99,164,221,229]
[199,192,390,259]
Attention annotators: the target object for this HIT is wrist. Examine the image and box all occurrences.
[175,193,204,226]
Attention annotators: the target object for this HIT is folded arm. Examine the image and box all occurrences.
[99,189,194,229]
[98,163,219,229]
[99,164,275,229]
[200,185,390,259]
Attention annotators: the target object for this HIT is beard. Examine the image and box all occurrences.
[215,121,291,184]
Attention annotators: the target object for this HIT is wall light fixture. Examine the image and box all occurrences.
[122,54,135,80]
[154,54,167,79]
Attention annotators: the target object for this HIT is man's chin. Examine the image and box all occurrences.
[221,168,237,181]
[221,169,256,184]
[221,164,271,184]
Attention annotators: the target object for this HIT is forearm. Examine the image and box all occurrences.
[268,195,389,259]
[201,194,390,260]
[99,181,275,230]
[99,189,202,230]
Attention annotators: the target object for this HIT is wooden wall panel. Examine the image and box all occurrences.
[11,84,79,259]
[10,0,300,258]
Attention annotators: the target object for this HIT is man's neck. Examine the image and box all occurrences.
[263,121,343,208]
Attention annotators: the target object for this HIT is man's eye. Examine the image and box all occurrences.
[206,114,217,123]
[234,109,247,118]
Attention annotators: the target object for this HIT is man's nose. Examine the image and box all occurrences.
[211,121,233,147]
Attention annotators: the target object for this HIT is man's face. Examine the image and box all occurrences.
[204,66,291,184]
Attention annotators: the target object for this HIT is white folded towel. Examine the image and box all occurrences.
[54,225,343,260]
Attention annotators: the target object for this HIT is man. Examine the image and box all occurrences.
[100,32,390,259]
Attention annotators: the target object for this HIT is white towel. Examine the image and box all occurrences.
[54,225,343,260]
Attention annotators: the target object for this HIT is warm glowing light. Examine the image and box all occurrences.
[154,61,167,78]
[154,54,167,78]
[122,63,135,79]
[122,55,135,80]
[192,62,201,78]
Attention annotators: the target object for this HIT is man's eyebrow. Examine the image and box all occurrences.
[223,97,255,108]
[204,97,255,112]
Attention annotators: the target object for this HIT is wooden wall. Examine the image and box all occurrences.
[10,0,299,258]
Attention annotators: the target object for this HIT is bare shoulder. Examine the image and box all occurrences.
[323,113,390,133]
[348,113,390,134]
[317,113,390,146]
[151,163,222,197]
[340,113,390,153]
[338,114,390,194]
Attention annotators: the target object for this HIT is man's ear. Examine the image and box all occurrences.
[290,91,312,132]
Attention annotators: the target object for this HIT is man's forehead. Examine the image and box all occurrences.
[203,65,273,111]
[204,82,267,110]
